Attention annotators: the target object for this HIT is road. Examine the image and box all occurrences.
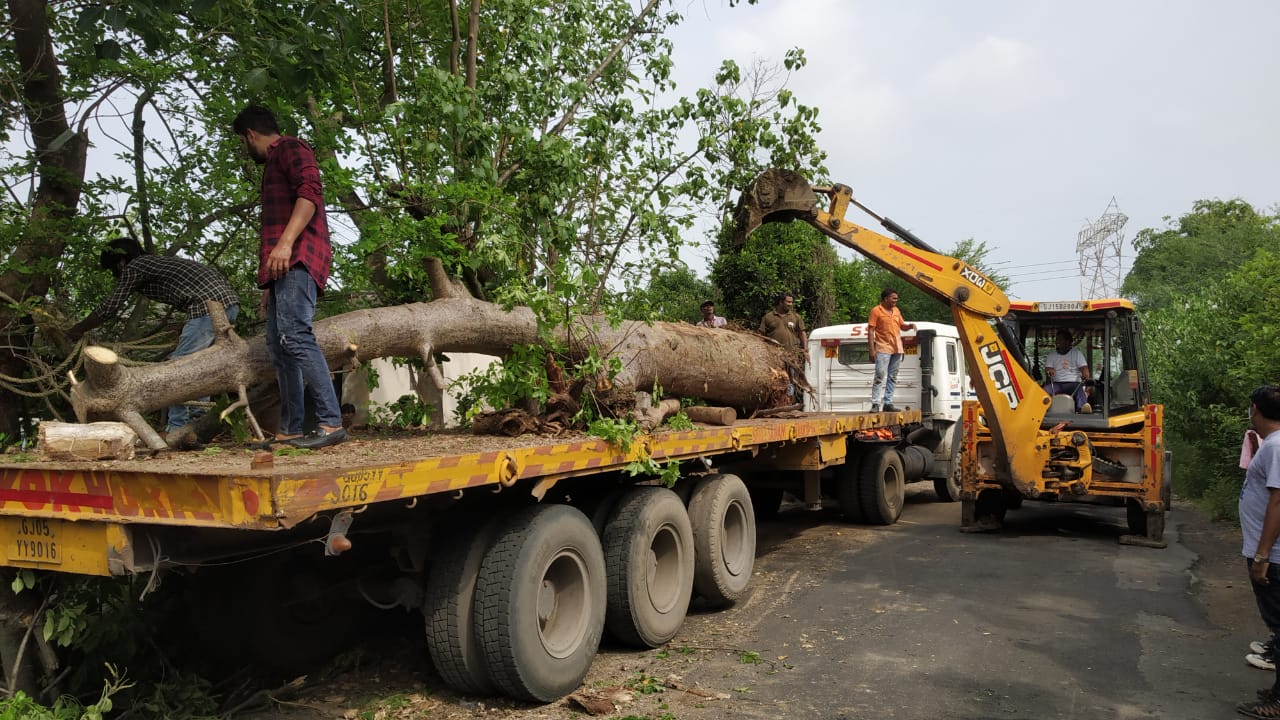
[244,486,1263,720]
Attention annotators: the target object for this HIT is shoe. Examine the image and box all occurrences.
[1237,697,1280,719]
[1253,640,1274,655]
[1079,402,1092,414]
[883,403,898,412]
[1248,651,1277,671]
[288,427,348,450]
[870,404,880,413]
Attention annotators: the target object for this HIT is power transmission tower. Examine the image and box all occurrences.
[1076,197,1128,298]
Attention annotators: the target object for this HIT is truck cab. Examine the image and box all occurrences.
[806,321,974,500]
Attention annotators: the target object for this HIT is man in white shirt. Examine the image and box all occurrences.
[698,300,727,328]
[1043,329,1091,411]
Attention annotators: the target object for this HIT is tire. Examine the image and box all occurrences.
[687,474,756,608]
[424,518,499,694]
[603,487,695,647]
[474,504,606,702]
[933,425,962,503]
[858,446,906,525]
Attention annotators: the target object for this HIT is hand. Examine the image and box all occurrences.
[1253,559,1271,586]
[266,240,294,279]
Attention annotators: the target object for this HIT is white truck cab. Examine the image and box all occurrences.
[806,321,973,500]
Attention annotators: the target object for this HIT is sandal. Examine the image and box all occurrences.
[1239,698,1280,719]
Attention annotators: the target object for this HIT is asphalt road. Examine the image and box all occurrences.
[243,485,1265,720]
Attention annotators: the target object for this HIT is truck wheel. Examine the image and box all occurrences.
[474,504,606,702]
[688,473,756,608]
[424,518,499,695]
[933,426,962,502]
[603,487,695,647]
[859,446,906,525]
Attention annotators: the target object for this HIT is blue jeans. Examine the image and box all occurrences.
[871,353,903,406]
[265,267,341,435]
[167,304,239,431]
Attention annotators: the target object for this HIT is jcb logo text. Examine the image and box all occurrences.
[980,341,1019,409]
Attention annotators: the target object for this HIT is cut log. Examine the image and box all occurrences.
[37,421,136,461]
[68,296,796,449]
[684,406,737,426]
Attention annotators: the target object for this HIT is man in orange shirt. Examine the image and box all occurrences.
[868,288,915,412]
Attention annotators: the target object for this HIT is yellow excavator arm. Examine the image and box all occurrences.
[734,169,1074,494]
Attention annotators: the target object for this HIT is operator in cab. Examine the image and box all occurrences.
[1043,329,1092,411]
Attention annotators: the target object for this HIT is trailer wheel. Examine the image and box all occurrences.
[859,446,906,525]
[933,425,962,502]
[688,473,756,608]
[603,487,695,647]
[474,504,605,702]
[423,518,499,694]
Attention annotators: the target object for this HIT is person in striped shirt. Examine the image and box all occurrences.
[68,237,240,432]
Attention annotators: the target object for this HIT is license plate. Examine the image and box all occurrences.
[905,345,918,355]
[6,518,61,565]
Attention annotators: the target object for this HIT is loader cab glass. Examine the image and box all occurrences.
[1008,302,1150,426]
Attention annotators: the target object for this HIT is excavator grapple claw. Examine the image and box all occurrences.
[730,168,820,245]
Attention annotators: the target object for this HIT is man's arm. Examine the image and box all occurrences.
[265,197,317,279]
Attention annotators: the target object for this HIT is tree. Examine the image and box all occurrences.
[710,220,836,329]
[1121,199,1280,313]
[617,266,714,324]
[0,1,826,439]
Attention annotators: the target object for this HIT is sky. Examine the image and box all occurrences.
[664,0,1280,301]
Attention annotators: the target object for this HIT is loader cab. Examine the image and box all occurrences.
[1006,299,1152,429]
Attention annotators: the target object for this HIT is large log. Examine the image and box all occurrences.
[69,296,796,450]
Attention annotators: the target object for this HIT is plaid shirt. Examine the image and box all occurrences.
[92,255,239,319]
[257,136,332,290]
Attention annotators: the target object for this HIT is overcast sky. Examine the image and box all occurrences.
[666,0,1280,301]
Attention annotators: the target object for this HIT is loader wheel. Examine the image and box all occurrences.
[603,487,695,647]
[688,473,756,608]
[424,517,499,695]
[858,446,906,525]
[474,504,606,702]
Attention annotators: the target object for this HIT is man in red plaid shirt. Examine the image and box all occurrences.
[233,105,346,449]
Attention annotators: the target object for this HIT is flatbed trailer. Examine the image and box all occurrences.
[0,409,931,701]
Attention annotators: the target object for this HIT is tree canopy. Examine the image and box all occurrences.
[0,0,826,439]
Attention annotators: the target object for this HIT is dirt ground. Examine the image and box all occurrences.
[226,495,1259,720]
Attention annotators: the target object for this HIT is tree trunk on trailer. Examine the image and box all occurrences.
[69,296,796,449]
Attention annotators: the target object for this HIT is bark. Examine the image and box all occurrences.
[0,0,89,442]
[70,296,794,449]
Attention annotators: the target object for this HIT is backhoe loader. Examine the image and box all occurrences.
[734,169,1168,546]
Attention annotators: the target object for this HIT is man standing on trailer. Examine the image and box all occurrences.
[233,104,346,449]
[868,288,915,413]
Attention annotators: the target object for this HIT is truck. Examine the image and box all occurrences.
[735,168,1168,546]
[0,403,940,702]
[807,321,975,501]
